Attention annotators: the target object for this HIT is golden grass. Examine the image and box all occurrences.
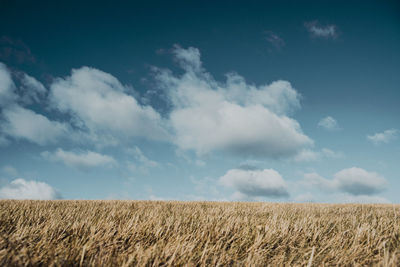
[0,200,399,266]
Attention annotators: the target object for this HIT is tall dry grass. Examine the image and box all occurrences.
[0,200,399,266]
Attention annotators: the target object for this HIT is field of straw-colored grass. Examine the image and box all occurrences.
[0,200,399,266]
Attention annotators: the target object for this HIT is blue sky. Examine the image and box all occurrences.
[0,0,399,202]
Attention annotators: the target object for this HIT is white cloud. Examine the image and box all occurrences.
[293,192,314,203]
[293,148,344,162]
[334,167,387,195]
[17,72,46,104]
[305,21,338,39]
[318,116,338,130]
[367,129,398,145]
[303,167,387,196]
[0,62,16,106]
[293,149,320,162]
[1,105,69,145]
[219,168,289,198]
[302,172,335,191]
[172,45,202,73]
[155,46,312,157]
[0,178,60,200]
[42,148,116,170]
[49,66,169,144]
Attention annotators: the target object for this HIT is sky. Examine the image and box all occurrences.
[0,0,399,203]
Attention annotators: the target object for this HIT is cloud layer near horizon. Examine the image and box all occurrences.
[0,178,60,200]
[303,167,387,196]
[219,168,289,199]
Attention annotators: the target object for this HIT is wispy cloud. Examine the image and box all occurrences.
[125,146,159,174]
[293,148,344,162]
[0,36,36,64]
[367,129,398,145]
[305,21,338,39]
[264,31,285,50]
[42,149,116,170]
[318,116,339,130]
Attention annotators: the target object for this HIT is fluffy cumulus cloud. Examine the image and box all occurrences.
[318,116,338,130]
[305,21,338,39]
[155,45,312,157]
[219,168,289,198]
[0,63,68,145]
[1,105,69,145]
[49,66,170,144]
[367,129,398,145]
[303,167,387,196]
[0,178,60,200]
[1,48,312,160]
[42,148,116,170]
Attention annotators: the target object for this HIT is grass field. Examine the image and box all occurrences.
[0,200,399,266]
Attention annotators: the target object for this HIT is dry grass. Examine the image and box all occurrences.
[0,200,399,266]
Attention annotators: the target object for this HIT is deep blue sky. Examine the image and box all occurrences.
[0,0,399,202]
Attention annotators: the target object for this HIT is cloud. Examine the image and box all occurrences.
[0,62,17,106]
[334,167,387,195]
[302,172,335,191]
[264,31,285,50]
[42,148,116,170]
[1,105,69,145]
[49,66,170,145]
[304,21,338,39]
[293,149,320,162]
[125,146,159,173]
[155,45,312,157]
[219,168,289,198]
[303,167,387,196]
[0,178,60,200]
[127,146,159,168]
[293,148,343,162]
[294,192,314,203]
[16,72,46,104]
[367,129,398,145]
[0,63,69,146]
[0,36,36,64]
[321,148,343,158]
[318,116,338,130]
